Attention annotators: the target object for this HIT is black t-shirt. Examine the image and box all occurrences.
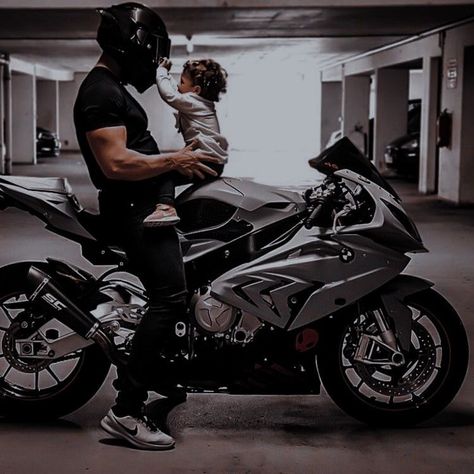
[74,67,160,195]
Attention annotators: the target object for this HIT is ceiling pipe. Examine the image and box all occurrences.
[320,15,474,71]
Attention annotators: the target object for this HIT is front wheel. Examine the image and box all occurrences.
[318,289,469,426]
[0,262,111,419]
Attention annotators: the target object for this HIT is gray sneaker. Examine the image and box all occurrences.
[100,409,175,450]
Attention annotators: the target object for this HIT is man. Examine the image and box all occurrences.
[74,2,220,450]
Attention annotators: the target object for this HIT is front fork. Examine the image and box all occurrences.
[353,308,406,367]
[371,308,398,350]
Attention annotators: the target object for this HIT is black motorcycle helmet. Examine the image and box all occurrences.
[96,2,171,93]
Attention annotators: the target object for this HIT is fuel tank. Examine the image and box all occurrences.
[176,177,307,282]
[176,177,305,234]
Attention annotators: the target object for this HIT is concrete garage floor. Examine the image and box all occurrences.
[0,153,473,473]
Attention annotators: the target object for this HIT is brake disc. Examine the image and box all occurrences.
[352,321,437,397]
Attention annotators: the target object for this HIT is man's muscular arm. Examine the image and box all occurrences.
[86,125,219,181]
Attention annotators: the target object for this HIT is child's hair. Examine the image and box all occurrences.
[183,59,228,102]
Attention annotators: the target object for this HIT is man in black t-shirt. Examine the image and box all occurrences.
[74,3,220,450]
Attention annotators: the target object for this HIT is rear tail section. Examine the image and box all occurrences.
[0,176,93,240]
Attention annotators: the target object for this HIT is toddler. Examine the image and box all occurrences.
[144,58,228,227]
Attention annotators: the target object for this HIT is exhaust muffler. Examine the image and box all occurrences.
[27,266,100,339]
[26,266,118,362]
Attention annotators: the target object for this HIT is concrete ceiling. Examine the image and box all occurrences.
[0,4,473,74]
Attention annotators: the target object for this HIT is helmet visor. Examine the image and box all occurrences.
[135,26,171,64]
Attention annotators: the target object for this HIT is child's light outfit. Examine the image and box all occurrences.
[142,67,228,228]
[155,66,229,163]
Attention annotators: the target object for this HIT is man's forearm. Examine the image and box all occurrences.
[106,149,177,181]
[86,126,212,182]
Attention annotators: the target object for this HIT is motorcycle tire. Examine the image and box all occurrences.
[317,289,469,427]
[0,262,111,420]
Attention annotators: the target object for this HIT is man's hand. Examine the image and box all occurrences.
[171,141,222,180]
[159,58,172,71]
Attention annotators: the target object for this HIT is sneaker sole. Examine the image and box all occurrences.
[100,417,175,451]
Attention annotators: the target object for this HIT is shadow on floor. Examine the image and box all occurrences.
[0,417,80,431]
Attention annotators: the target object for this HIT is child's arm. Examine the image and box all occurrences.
[156,66,201,113]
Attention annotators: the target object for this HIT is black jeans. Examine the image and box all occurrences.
[99,191,187,416]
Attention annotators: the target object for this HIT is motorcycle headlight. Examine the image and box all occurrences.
[400,137,419,150]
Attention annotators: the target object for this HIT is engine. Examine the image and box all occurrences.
[192,287,262,344]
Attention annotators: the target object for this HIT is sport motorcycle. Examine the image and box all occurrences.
[0,137,468,426]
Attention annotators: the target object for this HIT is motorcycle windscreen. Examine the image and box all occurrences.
[309,136,400,201]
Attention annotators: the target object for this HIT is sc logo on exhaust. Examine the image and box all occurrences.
[42,293,67,311]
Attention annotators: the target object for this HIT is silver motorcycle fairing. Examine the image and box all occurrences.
[0,175,306,266]
[177,177,305,213]
[176,177,306,261]
[211,226,409,331]
[0,176,94,240]
[333,169,426,253]
[209,170,423,331]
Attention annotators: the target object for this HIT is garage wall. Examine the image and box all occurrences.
[438,22,474,204]
[222,69,319,154]
[409,70,423,100]
[37,80,59,133]
[320,81,342,149]
[460,45,474,203]
[58,73,86,151]
[11,72,36,164]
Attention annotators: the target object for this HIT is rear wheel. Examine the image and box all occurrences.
[318,289,469,426]
[0,262,111,419]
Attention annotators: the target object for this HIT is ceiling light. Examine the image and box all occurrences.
[186,35,194,54]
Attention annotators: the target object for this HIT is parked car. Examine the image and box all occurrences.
[384,132,420,176]
[37,126,61,157]
[384,99,421,176]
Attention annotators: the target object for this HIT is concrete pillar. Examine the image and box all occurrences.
[419,57,440,194]
[58,73,86,151]
[438,23,474,204]
[342,74,370,154]
[0,64,4,174]
[37,80,59,134]
[459,46,474,203]
[11,72,36,164]
[373,68,409,170]
[320,81,342,150]
[3,62,13,174]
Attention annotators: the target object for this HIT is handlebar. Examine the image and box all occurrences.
[303,177,341,229]
[303,176,366,231]
[304,202,325,229]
